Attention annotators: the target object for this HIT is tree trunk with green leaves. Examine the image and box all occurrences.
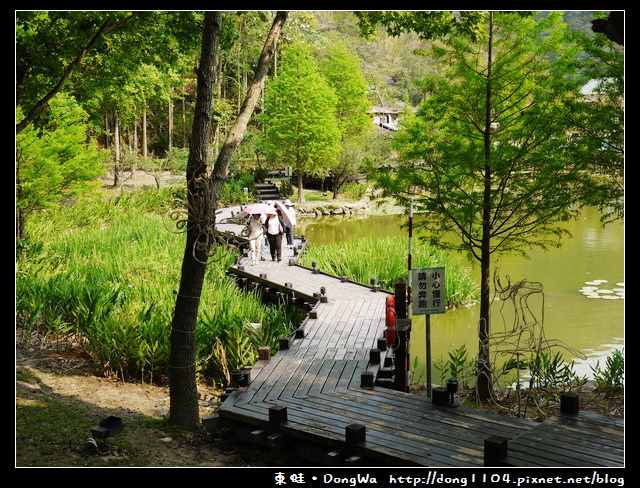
[259,41,341,204]
[169,11,287,430]
[371,12,599,401]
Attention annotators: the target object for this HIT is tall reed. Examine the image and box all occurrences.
[299,236,479,309]
[16,187,295,386]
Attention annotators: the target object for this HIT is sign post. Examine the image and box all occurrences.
[411,267,446,397]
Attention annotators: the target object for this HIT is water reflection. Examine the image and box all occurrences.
[301,206,624,381]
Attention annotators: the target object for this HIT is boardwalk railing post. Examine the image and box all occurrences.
[394,279,411,392]
[360,371,374,388]
[369,348,381,365]
[269,405,288,426]
[484,435,508,466]
[560,392,579,414]
[345,424,366,455]
[259,346,271,361]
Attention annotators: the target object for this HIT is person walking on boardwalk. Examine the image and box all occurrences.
[248,213,265,266]
[283,199,297,249]
[265,207,285,262]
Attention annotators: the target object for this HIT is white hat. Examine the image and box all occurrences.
[284,199,294,206]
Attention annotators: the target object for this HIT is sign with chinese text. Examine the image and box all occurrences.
[411,267,446,315]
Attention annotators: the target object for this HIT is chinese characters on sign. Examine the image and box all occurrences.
[411,267,446,315]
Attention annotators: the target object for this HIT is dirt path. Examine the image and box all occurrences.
[15,342,302,467]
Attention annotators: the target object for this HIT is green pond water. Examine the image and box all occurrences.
[298,206,624,382]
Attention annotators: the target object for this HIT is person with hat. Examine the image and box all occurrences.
[248,213,265,266]
[283,199,297,249]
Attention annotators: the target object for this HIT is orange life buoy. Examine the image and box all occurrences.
[385,295,396,347]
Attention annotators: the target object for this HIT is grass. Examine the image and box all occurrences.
[16,186,297,388]
[15,363,203,467]
[298,236,479,308]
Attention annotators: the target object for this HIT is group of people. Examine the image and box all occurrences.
[248,199,297,266]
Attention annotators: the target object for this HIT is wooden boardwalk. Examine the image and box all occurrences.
[210,206,624,467]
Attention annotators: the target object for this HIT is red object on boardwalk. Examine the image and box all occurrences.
[385,295,396,347]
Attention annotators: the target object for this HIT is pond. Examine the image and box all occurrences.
[298,206,624,382]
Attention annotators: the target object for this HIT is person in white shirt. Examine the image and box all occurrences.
[265,209,285,262]
[283,199,297,249]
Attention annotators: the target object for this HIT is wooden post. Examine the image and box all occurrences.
[369,348,380,365]
[269,405,288,425]
[560,392,580,414]
[258,346,271,360]
[394,279,411,392]
[345,424,366,454]
[395,278,407,319]
[360,371,374,388]
[484,435,508,466]
[431,387,448,405]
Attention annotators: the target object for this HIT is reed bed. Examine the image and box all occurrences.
[16,187,296,387]
[299,236,479,309]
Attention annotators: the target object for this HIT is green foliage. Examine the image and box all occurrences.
[259,41,342,197]
[16,93,107,234]
[16,190,295,386]
[523,350,587,390]
[164,147,190,173]
[563,25,625,223]
[383,12,589,260]
[300,235,478,308]
[590,349,624,397]
[279,179,294,199]
[339,182,367,200]
[354,11,488,42]
[220,171,256,205]
[434,344,476,388]
[320,41,372,139]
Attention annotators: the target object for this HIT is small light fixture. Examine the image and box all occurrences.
[446,378,459,406]
[370,276,377,286]
[231,369,245,387]
[320,286,326,296]
[312,261,317,269]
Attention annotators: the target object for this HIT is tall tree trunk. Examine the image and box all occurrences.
[168,96,174,152]
[133,107,139,154]
[113,111,121,187]
[168,11,221,431]
[142,107,148,159]
[476,12,494,402]
[182,97,187,148]
[169,11,287,430]
[297,172,305,203]
[16,158,25,241]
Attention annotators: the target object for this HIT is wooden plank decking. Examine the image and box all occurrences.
[211,206,624,467]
